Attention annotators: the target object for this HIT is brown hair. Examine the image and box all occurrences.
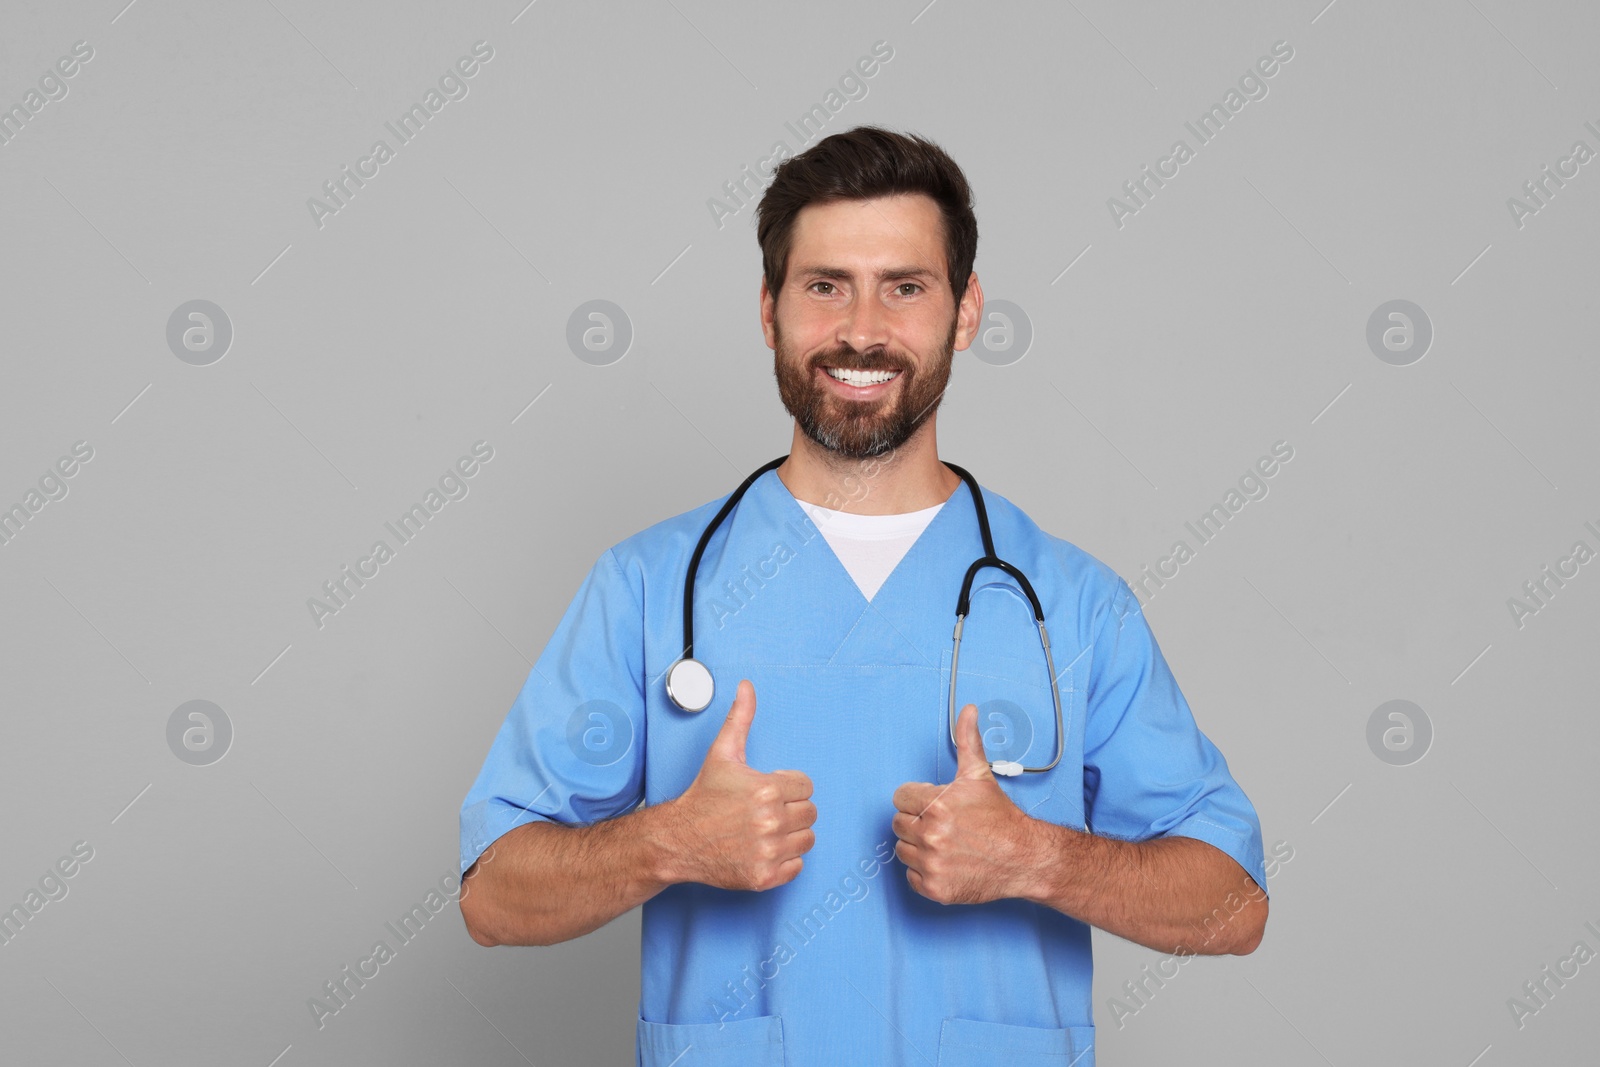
[755,125,978,307]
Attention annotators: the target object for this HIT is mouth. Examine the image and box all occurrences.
[820,365,901,397]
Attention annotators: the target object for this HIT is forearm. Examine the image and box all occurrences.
[1016,822,1267,956]
[460,801,683,947]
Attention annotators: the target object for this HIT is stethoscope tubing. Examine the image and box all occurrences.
[669,455,1065,774]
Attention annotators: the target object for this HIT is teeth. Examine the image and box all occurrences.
[826,368,898,386]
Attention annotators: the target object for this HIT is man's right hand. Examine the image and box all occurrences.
[664,679,817,892]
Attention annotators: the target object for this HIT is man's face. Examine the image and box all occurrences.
[761,194,977,460]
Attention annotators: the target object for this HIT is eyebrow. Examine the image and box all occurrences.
[795,265,941,284]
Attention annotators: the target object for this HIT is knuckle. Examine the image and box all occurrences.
[756,860,796,892]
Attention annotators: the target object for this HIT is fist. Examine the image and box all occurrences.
[670,680,817,892]
[891,703,1032,905]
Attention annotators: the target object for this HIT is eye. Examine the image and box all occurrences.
[896,283,923,296]
[809,281,837,295]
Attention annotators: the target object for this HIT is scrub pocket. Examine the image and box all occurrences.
[936,1017,1094,1066]
[636,1013,785,1066]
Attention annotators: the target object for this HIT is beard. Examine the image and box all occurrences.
[773,313,958,460]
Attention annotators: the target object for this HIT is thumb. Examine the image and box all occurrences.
[954,703,993,779]
[707,679,757,764]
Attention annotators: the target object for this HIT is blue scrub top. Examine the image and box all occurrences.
[460,469,1266,1067]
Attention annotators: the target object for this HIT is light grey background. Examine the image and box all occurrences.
[2,0,1596,1063]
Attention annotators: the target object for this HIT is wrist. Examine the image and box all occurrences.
[638,797,693,889]
[1016,817,1090,909]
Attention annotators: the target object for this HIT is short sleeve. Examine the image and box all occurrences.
[1081,577,1267,894]
[458,548,646,877]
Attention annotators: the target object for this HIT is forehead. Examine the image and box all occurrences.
[788,193,946,275]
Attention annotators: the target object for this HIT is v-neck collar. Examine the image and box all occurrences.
[758,467,976,610]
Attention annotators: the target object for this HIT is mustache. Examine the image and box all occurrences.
[811,347,910,373]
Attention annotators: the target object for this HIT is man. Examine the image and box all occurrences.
[458,125,1268,1067]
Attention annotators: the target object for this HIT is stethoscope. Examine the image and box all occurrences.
[664,456,1065,776]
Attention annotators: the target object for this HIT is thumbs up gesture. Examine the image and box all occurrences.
[890,703,1035,905]
[664,680,818,892]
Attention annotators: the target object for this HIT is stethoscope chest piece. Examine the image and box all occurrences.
[665,657,714,712]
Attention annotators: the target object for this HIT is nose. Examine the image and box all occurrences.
[838,287,892,358]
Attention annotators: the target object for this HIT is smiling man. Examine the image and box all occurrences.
[458,125,1268,1067]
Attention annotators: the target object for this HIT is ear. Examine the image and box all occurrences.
[759,276,778,351]
[952,272,984,352]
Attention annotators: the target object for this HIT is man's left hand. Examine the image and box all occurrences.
[891,703,1036,905]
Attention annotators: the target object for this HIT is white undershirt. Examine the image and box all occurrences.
[794,500,945,601]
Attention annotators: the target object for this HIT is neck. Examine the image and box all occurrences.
[775,417,961,515]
